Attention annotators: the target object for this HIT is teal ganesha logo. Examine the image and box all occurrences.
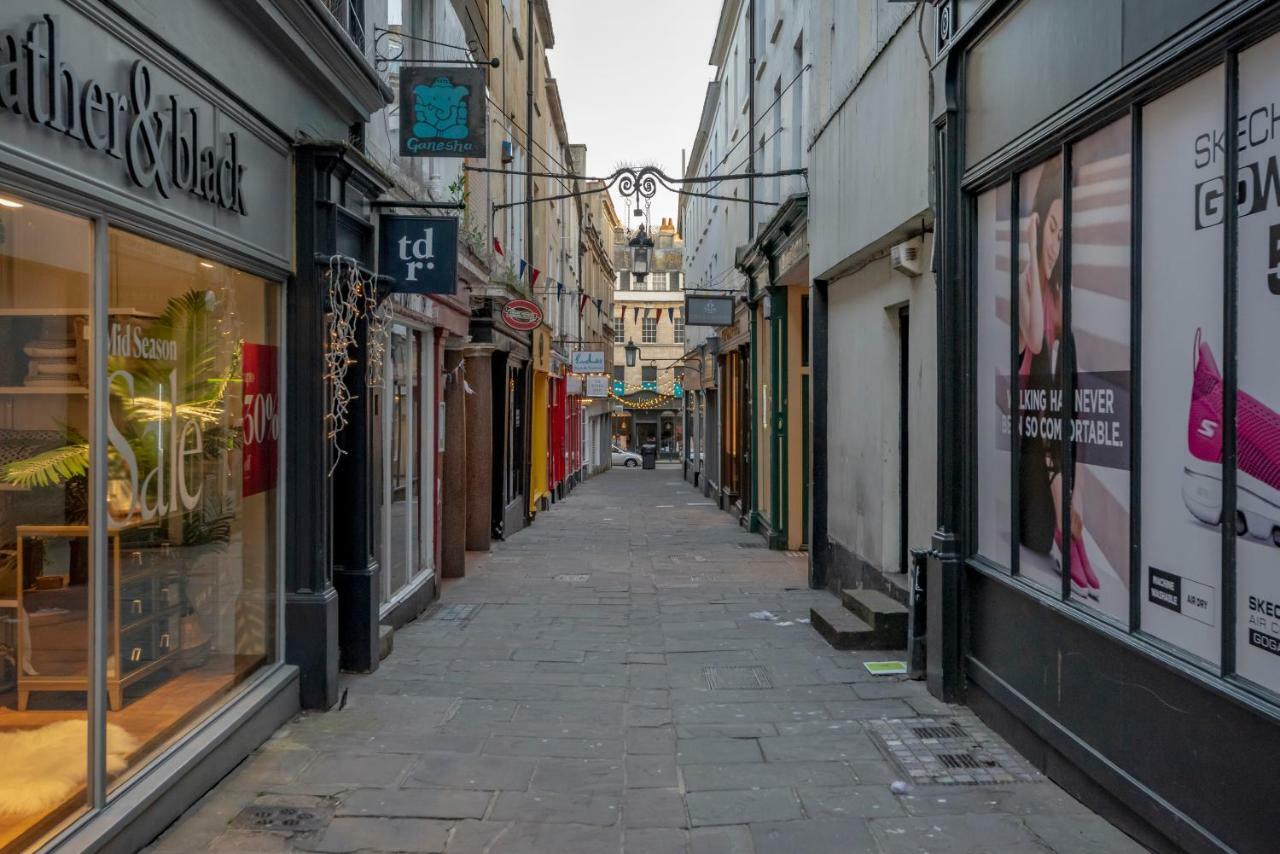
[407,76,475,154]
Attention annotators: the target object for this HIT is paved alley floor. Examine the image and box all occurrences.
[152,467,1145,853]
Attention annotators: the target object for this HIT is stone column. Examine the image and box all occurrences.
[441,348,468,578]
[464,346,495,552]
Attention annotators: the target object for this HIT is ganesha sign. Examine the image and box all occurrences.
[398,67,487,158]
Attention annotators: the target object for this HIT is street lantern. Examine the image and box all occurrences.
[629,224,654,282]
[625,339,639,368]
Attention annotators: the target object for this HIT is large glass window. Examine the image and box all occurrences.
[0,196,93,850]
[1140,65,1224,666]
[0,196,280,850]
[976,182,1013,569]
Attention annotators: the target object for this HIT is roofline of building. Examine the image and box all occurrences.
[709,0,745,68]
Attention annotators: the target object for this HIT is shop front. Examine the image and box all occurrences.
[932,1,1280,850]
[0,2,388,849]
[717,311,752,520]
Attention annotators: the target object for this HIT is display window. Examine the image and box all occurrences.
[971,27,1280,700]
[0,194,281,851]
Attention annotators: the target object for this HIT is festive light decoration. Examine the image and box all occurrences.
[324,256,369,475]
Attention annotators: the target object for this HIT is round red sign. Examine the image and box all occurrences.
[501,298,543,331]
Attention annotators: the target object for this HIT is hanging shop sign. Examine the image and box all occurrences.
[378,214,459,295]
[398,66,487,158]
[685,294,735,326]
[585,376,609,398]
[501,298,543,331]
[570,350,605,373]
[0,15,250,214]
[532,326,553,373]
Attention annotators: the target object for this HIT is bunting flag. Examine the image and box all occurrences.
[667,307,675,324]
[530,267,541,287]
[518,259,527,281]
[594,297,604,316]
[493,237,504,256]
[556,280,565,299]
[632,306,639,324]
[579,293,590,315]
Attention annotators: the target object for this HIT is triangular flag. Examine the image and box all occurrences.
[531,268,541,286]
[518,259,527,281]
[667,307,675,323]
[594,298,603,316]
[579,293,590,315]
[557,281,565,299]
[632,306,639,324]
[493,237,504,256]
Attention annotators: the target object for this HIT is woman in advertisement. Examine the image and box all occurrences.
[1018,159,1101,598]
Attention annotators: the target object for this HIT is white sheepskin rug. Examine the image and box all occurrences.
[0,720,139,816]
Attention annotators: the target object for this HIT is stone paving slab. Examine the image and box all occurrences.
[149,469,1147,853]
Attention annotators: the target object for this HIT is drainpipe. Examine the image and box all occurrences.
[746,0,760,533]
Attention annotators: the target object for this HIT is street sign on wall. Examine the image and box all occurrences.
[571,350,605,373]
[685,294,735,326]
[378,215,459,295]
[399,66,487,158]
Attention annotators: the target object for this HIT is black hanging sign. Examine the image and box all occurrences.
[398,66,487,158]
[685,295,735,327]
[379,215,459,295]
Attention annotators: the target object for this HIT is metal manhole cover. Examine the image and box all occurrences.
[555,574,590,582]
[703,665,773,690]
[867,717,1042,785]
[232,804,331,833]
[436,604,480,621]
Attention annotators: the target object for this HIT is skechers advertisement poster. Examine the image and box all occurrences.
[1014,126,1133,622]
[1140,65,1224,666]
[1235,34,1280,694]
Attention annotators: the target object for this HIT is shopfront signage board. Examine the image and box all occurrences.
[571,350,605,373]
[378,215,459,295]
[399,66,487,158]
[501,299,543,331]
[685,295,735,326]
[585,376,609,398]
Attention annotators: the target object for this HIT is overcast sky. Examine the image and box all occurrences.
[545,0,722,233]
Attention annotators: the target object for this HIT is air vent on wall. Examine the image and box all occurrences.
[891,237,923,278]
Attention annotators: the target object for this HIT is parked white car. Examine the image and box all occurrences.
[612,445,642,467]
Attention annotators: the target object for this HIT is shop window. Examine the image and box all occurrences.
[1067,116,1132,624]
[975,182,1013,571]
[0,196,93,846]
[1014,154,1066,596]
[0,207,281,843]
[1235,33,1280,695]
[1140,65,1224,666]
[105,228,281,792]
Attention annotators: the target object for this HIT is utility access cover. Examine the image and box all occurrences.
[435,604,480,621]
[867,717,1042,785]
[555,574,590,582]
[232,804,331,833]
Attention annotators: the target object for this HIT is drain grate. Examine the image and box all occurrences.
[913,724,968,740]
[736,542,766,549]
[868,717,1042,785]
[703,665,773,690]
[555,574,590,583]
[232,804,330,833]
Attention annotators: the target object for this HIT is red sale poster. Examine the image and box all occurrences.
[242,343,279,497]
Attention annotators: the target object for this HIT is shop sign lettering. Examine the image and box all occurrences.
[0,15,248,214]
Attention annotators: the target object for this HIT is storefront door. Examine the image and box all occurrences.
[377,323,435,611]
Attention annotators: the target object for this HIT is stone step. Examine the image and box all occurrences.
[378,624,395,661]
[840,588,908,648]
[810,605,876,651]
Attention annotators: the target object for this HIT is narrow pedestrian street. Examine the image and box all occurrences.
[151,468,1142,854]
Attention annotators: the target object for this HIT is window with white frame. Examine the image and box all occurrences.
[642,315,657,344]
[674,315,685,344]
[648,271,667,290]
[614,319,625,343]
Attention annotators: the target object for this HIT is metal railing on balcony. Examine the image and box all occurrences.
[318,0,366,50]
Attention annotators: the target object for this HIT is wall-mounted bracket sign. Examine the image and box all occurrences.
[585,376,609,398]
[685,295,735,327]
[378,215,459,295]
[501,299,543,332]
[399,66,487,158]
[570,350,605,373]
[0,15,248,214]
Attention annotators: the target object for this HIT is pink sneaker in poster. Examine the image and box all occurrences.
[1182,329,1280,546]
